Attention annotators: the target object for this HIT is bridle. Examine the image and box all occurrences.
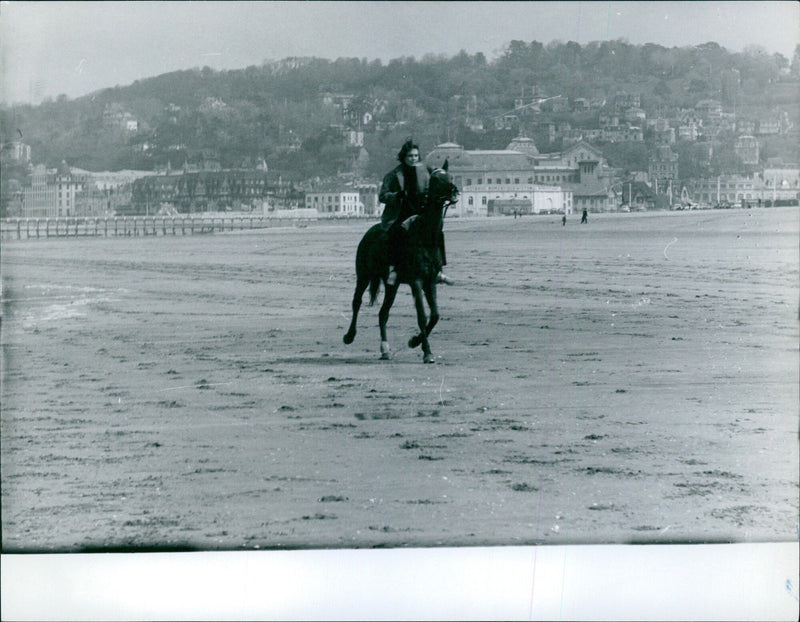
[428,168,458,218]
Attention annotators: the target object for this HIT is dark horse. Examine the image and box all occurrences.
[343,161,458,363]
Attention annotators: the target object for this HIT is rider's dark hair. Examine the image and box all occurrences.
[397,138,420,163]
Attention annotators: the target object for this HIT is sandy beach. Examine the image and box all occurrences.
[1,208,797,551]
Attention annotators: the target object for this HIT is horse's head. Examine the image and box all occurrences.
[427,159,459,211]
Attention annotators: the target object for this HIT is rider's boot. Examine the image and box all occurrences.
[436,271,454,285]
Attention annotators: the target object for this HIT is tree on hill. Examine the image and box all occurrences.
[2,38,796,180]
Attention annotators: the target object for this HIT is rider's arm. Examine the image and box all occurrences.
[379,171,404,206]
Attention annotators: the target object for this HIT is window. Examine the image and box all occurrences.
[468,196,474,205]
[477,178,483,185]
[514,178,519,184]
[481,197,487,205]
[466,178,472,186]
[505,178,510,184]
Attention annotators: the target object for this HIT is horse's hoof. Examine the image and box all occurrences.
[343,332,355,345]
[408,336,421,349]
[423,353,435,364]
[380,351,392,360]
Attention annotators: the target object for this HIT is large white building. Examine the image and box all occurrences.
[423,139,622,216]
[424,141,573,216]
[305,189,363,216]
[22,162,87,218]
[2,140,31,162]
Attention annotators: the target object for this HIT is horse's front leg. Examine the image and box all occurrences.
[377,282,399,359]
[410,279,434,363]
[343,277,368,345]
[409,281,439,350]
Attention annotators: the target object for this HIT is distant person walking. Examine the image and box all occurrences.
[581,208,588,224]
[562,214,567,226]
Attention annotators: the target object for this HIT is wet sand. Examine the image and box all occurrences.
[1,208,797,551]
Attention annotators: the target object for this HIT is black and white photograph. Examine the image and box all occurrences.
[1,1,798,619]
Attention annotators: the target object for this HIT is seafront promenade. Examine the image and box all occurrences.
[0,213,376,240]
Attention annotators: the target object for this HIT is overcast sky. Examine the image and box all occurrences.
[1,1,798,105]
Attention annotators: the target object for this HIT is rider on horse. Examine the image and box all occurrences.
[379,138,452,286]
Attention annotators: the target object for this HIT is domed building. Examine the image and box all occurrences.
[424,139,573,217]
[506,135,539,157]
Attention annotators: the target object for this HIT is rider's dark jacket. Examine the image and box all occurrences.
[379,162,431,231]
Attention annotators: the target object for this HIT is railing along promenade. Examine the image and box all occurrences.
[0,214,373,241]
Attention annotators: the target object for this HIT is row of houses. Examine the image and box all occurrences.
[127,170,302,214]
[8,133,798,219]
[10,163,150,218]
[688,167,800,206]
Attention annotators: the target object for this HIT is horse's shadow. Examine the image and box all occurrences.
[268,354,423,366]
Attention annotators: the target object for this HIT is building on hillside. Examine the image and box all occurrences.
[604,126,644,142]
[327,125,364,148]
[614,92,640,113]
[736,118,756,135]
[734,135,760,165]
[321,92,354,109]
[571,98,590,112]
[624,107,646,124]
[678,123,700,141]
[756,119,781,135]
[542,96,569,113]
[695,99,723,119]
[102,103,139,132]
[649,145,679,188]
[649,118,675,144]
[2,140,32,162]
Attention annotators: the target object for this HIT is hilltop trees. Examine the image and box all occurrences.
[1,40,795,182]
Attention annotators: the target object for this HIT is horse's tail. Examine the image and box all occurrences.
[355,222,387,307]
[368,276,381,306]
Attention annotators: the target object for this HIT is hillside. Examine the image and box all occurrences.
[2,39,798,182]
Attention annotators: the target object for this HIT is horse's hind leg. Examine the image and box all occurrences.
[343,277,369,344]
[378,283,399,359]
